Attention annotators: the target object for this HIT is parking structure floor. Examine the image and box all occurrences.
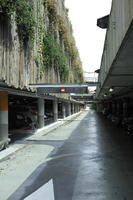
[1,108,133,200]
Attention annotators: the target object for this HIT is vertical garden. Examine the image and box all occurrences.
[0,0,84,84]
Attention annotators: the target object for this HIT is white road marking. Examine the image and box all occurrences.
[24,179,55,200]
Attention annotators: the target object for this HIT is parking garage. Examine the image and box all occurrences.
[0,87,84,150]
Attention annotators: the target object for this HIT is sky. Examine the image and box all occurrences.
[65,0,112,74]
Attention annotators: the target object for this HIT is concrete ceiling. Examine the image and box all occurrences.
[98,22,133,100]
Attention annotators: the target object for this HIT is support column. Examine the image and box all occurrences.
[72,103,75,114]
[38,98,44,128]
[65,103,68,117]
[0,91,9,149]
[53,99,58,122]
[75,104,78,113]
[77,104,80,112]
[96,103,103,113]
[74,104,76,113]
[62,102,66,119]
[77,104,79,112]
[68,102,71,116]
[65,102,71,116]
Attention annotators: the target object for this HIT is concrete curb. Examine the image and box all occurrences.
[0,111,82,162]
[34,112,81,136]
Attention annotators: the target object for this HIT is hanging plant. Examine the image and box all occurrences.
[57,15,68,38]
[0,0,35,44]
[42,33,69,82]
[43,0,58,24]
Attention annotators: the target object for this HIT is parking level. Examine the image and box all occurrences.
[1,109,133,199]
[8,94,82,145]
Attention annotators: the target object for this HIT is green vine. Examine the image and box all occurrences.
[0,0,83,83]
[42,33,69,82]
[34,11,45,79]
[0,0,35,44]
[40,0,83,82]
[43,0,57,24]
[57,15,68,38]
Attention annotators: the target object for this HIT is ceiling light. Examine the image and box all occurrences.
[109,87,114,92]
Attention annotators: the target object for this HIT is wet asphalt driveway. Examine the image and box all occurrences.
[3,109,133,200]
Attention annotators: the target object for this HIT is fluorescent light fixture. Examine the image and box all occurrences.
[109,87,114,92]
[104,93,107,97]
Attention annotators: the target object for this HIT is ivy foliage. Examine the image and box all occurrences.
[43,0,78,59]
[42,33,69,82]
[0,0,35,43]
[42,0,84,82]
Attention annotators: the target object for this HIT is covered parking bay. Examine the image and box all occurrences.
[0,84,84,149]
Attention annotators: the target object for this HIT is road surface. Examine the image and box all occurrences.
[0,109,133,200]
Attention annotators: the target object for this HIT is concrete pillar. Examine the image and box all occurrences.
[62,102,66,119]
[75,104,78,113]
[38,98,44,128]
[53,99,58,122]
[65,102,71,116]
[65,103,68,117]
[68,102,71,116]
[96,103,103,113]
[0,91,9,149]
[77,104,80,112]
[72,103,75,114]
[74,104,76,113]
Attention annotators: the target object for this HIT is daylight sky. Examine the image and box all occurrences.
[65,0,112,73]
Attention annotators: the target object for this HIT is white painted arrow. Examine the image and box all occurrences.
[24,179,55,200]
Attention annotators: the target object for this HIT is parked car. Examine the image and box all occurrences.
[121,117,129,130]
[111,115,121,127]
[23,107,38,129]
[102,108,109,116]
[9,105,38,130]
[126,117,133,135]
[9,110,28,129]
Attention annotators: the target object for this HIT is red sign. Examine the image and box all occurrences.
[60,88,65,93]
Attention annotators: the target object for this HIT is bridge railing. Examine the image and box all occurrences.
[84,77,98,82]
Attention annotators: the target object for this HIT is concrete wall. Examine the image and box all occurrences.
[96,0,133,97]
[0,0,83,90]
